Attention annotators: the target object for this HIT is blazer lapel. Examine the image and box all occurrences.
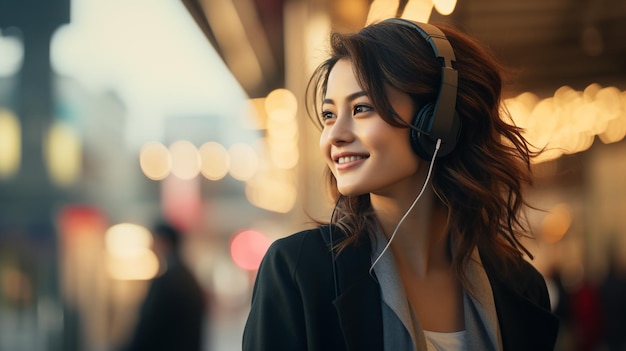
[481,250,560,351]
[321,226,384,351]
[489,279,559,351]
[333,271,383,351]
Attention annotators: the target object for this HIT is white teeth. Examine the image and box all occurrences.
[337,156,365,164]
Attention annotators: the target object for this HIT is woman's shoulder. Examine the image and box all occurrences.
[253,225,338,292]
[262,226,331,267]
[480,249,551,308]
[270,225,330,251]
[479,248,544,282]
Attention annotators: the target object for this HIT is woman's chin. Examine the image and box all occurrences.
[337,187,368,198]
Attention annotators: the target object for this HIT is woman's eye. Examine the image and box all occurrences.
[320,110,335,121]
[353,104,373,115]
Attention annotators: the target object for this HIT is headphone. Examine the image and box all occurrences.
[383,18,461,160]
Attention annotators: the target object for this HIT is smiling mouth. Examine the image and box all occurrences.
[336,155,367,164]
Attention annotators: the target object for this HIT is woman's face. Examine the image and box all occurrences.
[319,59,423,198]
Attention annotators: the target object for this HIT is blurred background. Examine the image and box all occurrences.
[0,0,625,350]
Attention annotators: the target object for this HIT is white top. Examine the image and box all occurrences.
[424,330,468,351]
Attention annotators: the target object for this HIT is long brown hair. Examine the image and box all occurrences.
[306,20,537,286]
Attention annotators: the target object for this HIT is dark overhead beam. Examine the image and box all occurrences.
[181,0,285,98]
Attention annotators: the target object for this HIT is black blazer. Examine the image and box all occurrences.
[242,226,559,351]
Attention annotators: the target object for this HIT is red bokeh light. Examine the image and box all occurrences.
[230,230,271,271]
[57,205,107,240]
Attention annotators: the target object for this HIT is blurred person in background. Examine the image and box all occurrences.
[121,221,206,351]
[600,238,626,351]
[243,18,559,351]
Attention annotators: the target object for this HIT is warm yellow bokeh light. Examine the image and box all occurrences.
[599,116,626,144]
[267,108,294,123]
[105,223,153,258]
[433,0,457,16]
[0,109,21,178]
[45,121,82,186]
[367,0,401,24]
[401,0,435,23]
[506,84,626,163]
[266,117,298,142]
[139,141,171,180]
[106,249,159,281]
[169,140,200,180]
[245,179,297,213]
[304,14,331,75]
[105,223,159,280]
[199,141,229,181]
[269,145,299,170]
[265,88,298,117]
[541,203,572,244]
[228,143,258,181]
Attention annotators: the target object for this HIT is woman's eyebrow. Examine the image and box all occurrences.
[323,91,368,105]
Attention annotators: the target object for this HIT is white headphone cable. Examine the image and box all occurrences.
[369,138,442,276]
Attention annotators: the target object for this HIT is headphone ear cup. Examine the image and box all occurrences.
[410,103,435,159]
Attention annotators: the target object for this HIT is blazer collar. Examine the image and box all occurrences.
[480,250,560,351]
[489,280,559,350]
[333,268,383,351]
[321,225,384,351]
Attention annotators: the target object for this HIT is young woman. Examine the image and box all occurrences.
[243,18,559,351]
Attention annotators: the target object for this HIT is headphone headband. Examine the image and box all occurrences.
[382,18,460,158]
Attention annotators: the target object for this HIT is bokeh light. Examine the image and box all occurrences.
[0,109,21,178]
[504,84,626,163]
[230,230,271,271]
[264,88,297,117]
[367,0,402,24]
[139,141,171,180]
[44,121,82,186]
[199,141,229,181]
[105,223,153,257]
[169,140,201,180]
[541,203,572,244]
[245,178,297,213]
[105,223,158,280]
[106,249,159,281]
[0,29,24,77]
[433,0,458,16]
[228,143,258,181]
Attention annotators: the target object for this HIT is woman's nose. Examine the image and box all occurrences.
[327,115,355,145]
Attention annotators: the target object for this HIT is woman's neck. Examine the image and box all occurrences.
[370,187,450,278]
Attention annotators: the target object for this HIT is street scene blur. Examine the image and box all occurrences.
[1,0,626,350]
